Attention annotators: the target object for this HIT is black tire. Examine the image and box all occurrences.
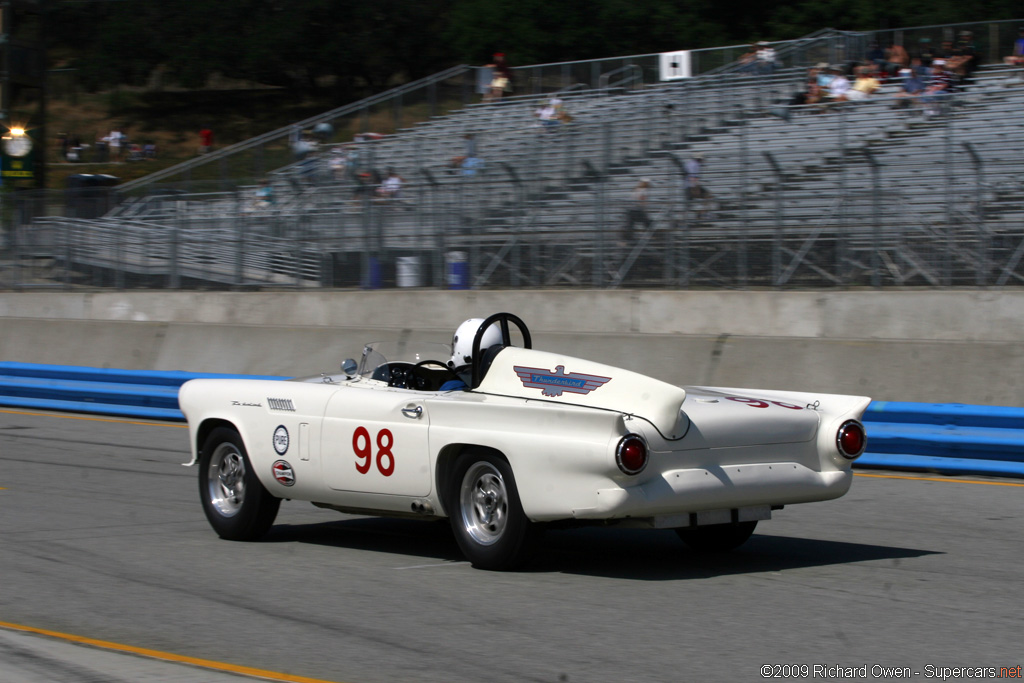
[448,450,539,570]
[675,521,757,553]
[198,427,280,541]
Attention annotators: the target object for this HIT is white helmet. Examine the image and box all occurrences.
[448,318,502,370]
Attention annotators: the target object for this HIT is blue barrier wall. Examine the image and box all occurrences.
[1,363,1022,478]
[859,401,1024,477]
[0,362,285,421]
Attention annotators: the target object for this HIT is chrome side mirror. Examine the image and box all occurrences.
[341,359,358,378]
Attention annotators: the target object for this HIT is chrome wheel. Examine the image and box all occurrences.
[207,442,247,517]
[459,461,508,546]
[198,427,280,541]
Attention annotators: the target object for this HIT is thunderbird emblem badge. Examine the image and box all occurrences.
[513,365,611,398]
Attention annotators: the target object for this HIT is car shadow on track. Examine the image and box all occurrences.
[259,518,939,579]
[533,527,941,580]
[263,518,465,562]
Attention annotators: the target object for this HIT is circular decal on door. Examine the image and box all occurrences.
[272,460,295,486]
[272,425,289,455]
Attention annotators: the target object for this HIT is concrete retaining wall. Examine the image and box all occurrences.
[2,289,1022,405]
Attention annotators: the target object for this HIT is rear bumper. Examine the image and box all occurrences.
[571,462,851,521]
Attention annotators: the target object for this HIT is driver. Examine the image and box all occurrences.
[440,318,502,391]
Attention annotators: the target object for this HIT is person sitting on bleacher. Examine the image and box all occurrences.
[1004,27,1024,67]
[885,42,910,75]
[825,66,851,101]
[845,67,882,101]
[922,60,953,117]
[534,99,561,132]
[894,67,926,109]
[948,31,979,86]
[755,42,778,75]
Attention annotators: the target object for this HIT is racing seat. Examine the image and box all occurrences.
[474,344,506,388]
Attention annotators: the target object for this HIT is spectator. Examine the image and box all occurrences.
[255,179,275,209]
[484,53,512,103]
[108,128,124,161]
[1004,27,1024,66]
[797,65,827,107]
[756,41,777,74]
[738,43,759,73]
[534,98,561,131]
[66,134,83,162]
[353,170,378,202]
[328,146,349,181]
[893,67,926,109]
[886,42,910,73]
[377,168,404,199]
[199,127,213,155]
[937,39,956,62]
[910,56,930,79]
[826,66,851,101]
[815,62,834,89]
[684,153,702,196]
[313,122,334,144]
[845,67,881,101]
[866,42,886,69]
[950,30,979,85]
[922,59,953,117]
[449,133,483,176]
[292,132,315,161]
[620,178,652,244]
[914,37,935,67]
[684,154,710,218]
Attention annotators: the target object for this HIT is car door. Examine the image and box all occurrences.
[320,386,432,496]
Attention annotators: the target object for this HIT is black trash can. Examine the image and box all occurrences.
[65,174,120,219]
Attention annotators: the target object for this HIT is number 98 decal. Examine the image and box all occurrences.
[352,426,396,476]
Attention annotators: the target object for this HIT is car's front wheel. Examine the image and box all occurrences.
[198,427,280,541]
[448,450,538,570]
[676,521,757,552]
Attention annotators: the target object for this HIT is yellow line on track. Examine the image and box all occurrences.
[855,472,1024,487]
[0,620,348,683]
[0,408,186,428]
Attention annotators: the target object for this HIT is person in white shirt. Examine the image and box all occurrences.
[378,169,404,199]
[827,68,851,100]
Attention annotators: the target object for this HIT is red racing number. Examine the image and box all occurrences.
[352,426,395,476]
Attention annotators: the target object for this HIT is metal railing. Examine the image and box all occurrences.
[115,64,477,194]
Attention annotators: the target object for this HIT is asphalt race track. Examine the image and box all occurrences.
[0,408,1021,683]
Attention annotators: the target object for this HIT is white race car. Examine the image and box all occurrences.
[179,313,869,570]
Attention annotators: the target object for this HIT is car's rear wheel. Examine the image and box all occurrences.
[199,427,280,541]
[448,450,538,570]
[675,521,757,552]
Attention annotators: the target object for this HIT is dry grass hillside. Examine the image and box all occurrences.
[43,85,373,189]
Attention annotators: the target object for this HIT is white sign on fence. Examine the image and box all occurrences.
[659,51,692,81]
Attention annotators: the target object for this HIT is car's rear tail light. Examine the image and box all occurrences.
[616,434,649,475]
[836,420,867,459]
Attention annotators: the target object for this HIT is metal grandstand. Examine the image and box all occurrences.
[4,19,1024,290]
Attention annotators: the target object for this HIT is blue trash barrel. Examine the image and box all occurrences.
[446,251,469,290]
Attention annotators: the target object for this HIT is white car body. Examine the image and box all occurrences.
[179,315,869,569]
